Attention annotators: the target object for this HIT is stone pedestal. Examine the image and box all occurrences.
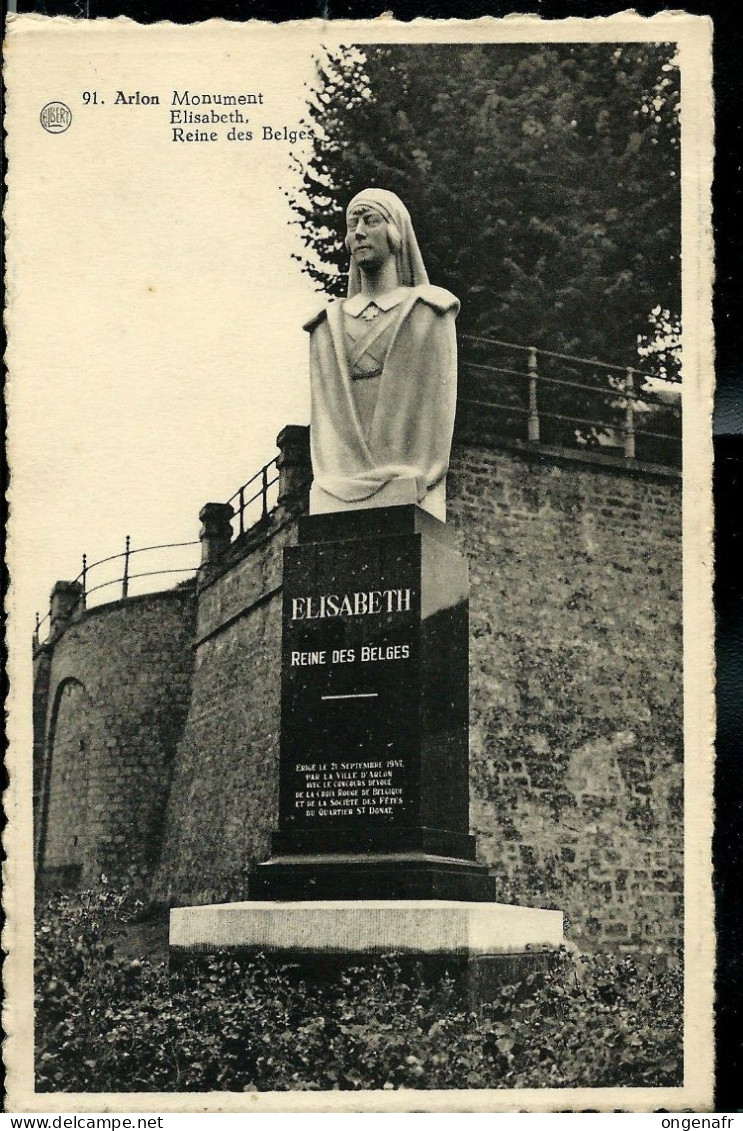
[250,505,495,902]
[171,900,563,955]
[169,900,564,1007]
[168,503,566,989]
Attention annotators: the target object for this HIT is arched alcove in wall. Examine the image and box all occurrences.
[36,677,92,890]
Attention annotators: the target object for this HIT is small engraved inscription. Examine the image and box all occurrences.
[291,760,406,819]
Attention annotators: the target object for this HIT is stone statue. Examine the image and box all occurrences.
[304,188,460,522]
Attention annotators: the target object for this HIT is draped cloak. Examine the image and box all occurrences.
[304,284,460,508]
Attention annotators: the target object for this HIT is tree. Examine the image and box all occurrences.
[288,43,681,451]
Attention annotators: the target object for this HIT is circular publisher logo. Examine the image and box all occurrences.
[40,102,72,134]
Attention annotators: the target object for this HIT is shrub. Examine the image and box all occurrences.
[35,888,682,1092]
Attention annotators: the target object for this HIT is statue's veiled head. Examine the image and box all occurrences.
[345,188,429,298]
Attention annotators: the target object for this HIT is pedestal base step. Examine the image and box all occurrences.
[249,852,497,901]
[169,899,565,1008]
[169,898,564,956]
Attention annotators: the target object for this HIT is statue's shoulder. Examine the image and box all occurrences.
[302,299,339,333]
[410,284,460,316]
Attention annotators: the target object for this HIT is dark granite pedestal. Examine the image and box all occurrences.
[250,505,495,902]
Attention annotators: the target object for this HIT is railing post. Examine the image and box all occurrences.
[623,367,636,459]
[81,554,88,610]
[528,347,540,443]
[49,580,85,640]
[122,535,131,599]
[239,487,245,537]
[33,612,40,648]
[199,502,235,567]
[262,464,269,520]
[276,425,312,509]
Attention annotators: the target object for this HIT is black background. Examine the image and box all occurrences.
[7,0,741,1110]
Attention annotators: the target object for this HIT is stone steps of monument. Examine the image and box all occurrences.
[250,851,496,902]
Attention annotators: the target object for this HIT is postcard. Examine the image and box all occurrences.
[4,12,715,1112]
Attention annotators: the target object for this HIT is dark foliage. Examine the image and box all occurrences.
[289,43,680,380]
[36,888,682,1092]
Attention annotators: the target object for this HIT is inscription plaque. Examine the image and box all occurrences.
[280,538,420,836]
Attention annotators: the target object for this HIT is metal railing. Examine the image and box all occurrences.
[225,455,280,539]
[34,537,200,647]
[34,341,681,646]
[459,335,681,463]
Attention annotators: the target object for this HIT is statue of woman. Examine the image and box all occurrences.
[304,188,460,522]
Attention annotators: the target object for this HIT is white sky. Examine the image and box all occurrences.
[8,20,322,631]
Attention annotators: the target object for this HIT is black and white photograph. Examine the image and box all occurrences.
[4,13,715,1112]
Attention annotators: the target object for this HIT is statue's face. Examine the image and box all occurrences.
[346,205,394,274]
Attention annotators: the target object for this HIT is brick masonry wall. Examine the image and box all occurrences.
[150,518,296,907]
[153,441,682,955]
[36,586,196,893]
[448,442,683,954]
[33,648,53,826]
